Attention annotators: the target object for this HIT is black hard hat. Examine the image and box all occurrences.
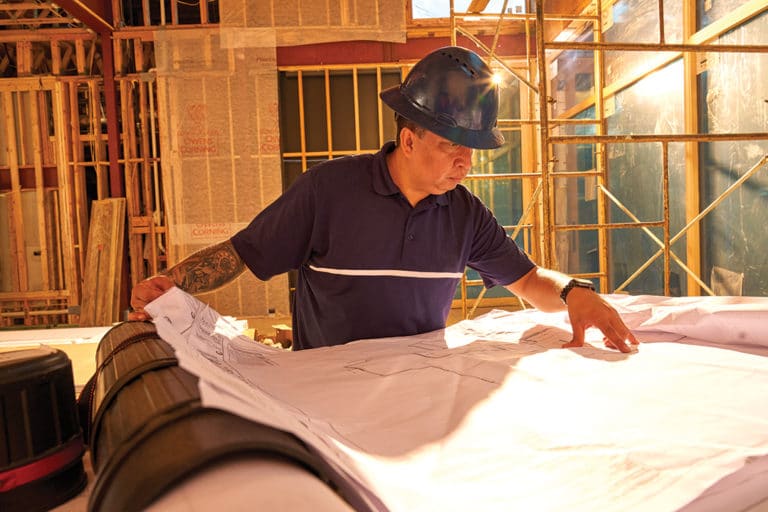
[380,46,504,150]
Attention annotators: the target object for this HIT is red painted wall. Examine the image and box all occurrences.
[276,34,532,66]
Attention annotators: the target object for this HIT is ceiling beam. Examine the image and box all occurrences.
[467,0,491,13]
[55,0,113,34]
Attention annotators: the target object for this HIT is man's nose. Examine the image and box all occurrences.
[456,146,473,168]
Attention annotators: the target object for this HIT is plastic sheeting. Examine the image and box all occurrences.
[154,27,289,319]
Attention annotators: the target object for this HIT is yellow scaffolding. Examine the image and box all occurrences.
[449,0,768,318]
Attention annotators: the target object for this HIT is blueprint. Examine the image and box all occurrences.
[146,288,768,512]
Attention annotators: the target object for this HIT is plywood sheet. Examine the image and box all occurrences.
[79,198,126,326]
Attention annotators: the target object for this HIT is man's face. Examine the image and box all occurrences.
[408,128,473,196]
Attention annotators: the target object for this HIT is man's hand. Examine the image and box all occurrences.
[562,287,639,353]
[128,275,176,321]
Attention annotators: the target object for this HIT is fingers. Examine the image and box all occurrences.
[563,297,639,353]
[603,314,640,347]
[601,322,634,353]
[563,321,586,349]
[604,337,631,353]
[127,310,151,322]
[129,275,176,320]
[571,329,635,353]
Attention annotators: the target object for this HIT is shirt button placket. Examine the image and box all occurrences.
[403,215,416,260]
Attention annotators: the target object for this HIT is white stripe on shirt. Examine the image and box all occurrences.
[309,265,463,279]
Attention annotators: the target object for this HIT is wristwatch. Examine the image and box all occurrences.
[560,278,596,304]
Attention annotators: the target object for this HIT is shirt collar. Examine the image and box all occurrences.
[373,141,449,207]
[372,141,400,196]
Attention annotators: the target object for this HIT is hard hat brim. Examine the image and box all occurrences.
[381,85,505,150]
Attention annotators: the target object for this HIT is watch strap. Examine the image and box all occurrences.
[560,278,596,304]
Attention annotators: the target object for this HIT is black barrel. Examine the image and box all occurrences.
[83,321,181,470]
[82,321,376,512]
[0,346,86,512]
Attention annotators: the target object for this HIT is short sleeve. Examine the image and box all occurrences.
[466,201,535,287]
[230,171,317,280]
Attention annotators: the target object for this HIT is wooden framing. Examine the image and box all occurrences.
[0,77,78,326]
[682,0,701,296]
[0,3,74,29]
[0,0,220,326]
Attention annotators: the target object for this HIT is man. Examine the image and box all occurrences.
[130,46,639,353]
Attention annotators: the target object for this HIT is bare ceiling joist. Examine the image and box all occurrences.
[54,0,114,34]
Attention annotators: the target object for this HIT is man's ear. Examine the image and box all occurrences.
[400,128,415,154]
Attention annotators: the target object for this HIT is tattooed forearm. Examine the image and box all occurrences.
[163,240,247,294]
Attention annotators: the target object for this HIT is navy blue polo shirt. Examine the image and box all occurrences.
[231,142,535,350]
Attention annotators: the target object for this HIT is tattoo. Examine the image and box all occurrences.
[164,240,247,294]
